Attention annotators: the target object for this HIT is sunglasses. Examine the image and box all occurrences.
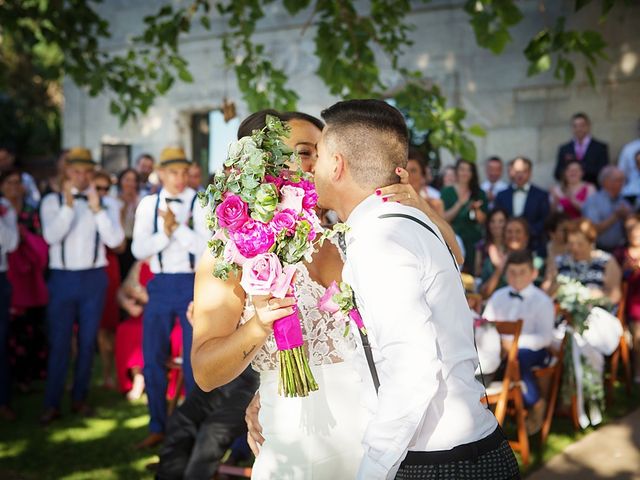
[95,186,110,192]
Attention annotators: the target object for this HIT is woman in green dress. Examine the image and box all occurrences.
[441,159,488,273]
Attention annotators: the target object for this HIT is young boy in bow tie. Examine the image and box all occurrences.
[131,146,209,449]
[482,249,555,434]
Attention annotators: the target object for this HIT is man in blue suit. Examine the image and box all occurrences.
[495,157,550,256]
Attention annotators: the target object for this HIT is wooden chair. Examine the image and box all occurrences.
[481,319,530,466]
[533,330,568,448]
[215,464,253,479]
[606,282,633,403]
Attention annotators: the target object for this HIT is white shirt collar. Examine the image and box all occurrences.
[345,194,379,236]
[510,283,535,298]
[512,182,530,192]
[159,187,194,201]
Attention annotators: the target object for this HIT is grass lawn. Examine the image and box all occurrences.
[0,372,637,479]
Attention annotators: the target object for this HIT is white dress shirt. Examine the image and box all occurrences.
[0,199,19,273]
[618,138,640,197]
[482,283,555,351]
[512,182,530,217]
[131,187,210,274]
[343,195,497,480]
[481,179,508,199]
[41,189,125,271]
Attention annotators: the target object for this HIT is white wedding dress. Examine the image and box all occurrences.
[240,259,368,479]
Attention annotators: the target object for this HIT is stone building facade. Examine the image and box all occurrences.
[62,0,640,187]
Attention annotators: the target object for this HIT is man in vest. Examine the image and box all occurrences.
[132,146,210,449]
[40,147,124,425]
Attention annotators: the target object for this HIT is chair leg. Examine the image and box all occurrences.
[540,366,562,449]
[513,389,530,466]
[167,370,184,416]
[570,395,580,431]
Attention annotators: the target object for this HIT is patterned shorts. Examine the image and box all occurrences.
[394,440,520,480]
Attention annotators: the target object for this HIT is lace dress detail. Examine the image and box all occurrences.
[240,243,356,372]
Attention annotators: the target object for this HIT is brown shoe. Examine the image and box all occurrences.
[0,405,16,421]
[71,402,95,417]
[134,432,165,450]
[39,408,61,426]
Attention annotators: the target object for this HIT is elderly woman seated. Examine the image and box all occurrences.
[543,218,622,305]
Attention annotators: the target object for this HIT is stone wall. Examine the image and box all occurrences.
[62,0,640,187]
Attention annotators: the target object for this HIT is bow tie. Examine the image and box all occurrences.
[73,194,88,201]
[514,187,527,193]
[509,291,523,301]
[165,197,183,204]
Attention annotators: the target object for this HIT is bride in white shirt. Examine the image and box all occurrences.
[191,110,462,479]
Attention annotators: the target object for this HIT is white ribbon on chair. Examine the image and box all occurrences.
[569,307,623,429]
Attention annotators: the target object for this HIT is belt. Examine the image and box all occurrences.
[400,426,506,465]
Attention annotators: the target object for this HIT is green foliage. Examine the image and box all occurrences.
[464,0,523,55]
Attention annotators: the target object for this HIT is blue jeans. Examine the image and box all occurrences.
[44,268,108,409]
[0,273,11,406]
[518,348,550,407]
[143,273,195,433]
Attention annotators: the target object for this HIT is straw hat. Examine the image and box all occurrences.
[66,147,96,166]
[159,146,190,167]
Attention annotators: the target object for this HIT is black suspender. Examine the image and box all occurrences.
[153,190,199,273]
[56,193,101,268]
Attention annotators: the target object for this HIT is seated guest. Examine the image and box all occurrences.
[474,207,508,277]
[495,156,550,256]
[442,159,488,272]
[583,166,632,252]
[543,218,622,305]
[479,217,545,299]
[545,212,569,272]
[555,112,609,187]
[440,164,456,188]
[550,160,595,218]
[615,215,640,382]
[481,156,508,209]
[483,249,555,434]
[1,169,48,394]
[406,148,443,215]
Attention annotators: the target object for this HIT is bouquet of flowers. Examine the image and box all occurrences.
[201,115,322,397]
[555,275,612,410]
[317,281,366,337]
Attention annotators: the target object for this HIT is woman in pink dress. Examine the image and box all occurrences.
[550,160,596,219]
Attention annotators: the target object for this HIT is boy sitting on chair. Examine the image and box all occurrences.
[483,249,555,434]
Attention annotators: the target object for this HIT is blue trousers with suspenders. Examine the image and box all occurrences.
[0,272,11,406]
[44,194,108,409]
[144,192,198,433]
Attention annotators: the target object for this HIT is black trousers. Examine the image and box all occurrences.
[395,427,520,480]
[156,367,259,480]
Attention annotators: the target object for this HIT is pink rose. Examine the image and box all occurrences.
[297,179,319,210]
[271,209,298,236]
[216,194,249,231]
[277,185,305,214]
[264,175,283,189]
[317,281,341,314]
[240,253,297,297]
[300,209,322,241]
[230,220,275,258]
[223,240,249,266]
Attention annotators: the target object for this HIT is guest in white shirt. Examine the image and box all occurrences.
[481,156,508,208]
[132,146,209,449]
[314,99,517,480]
[39,147,125,425]
[483,249,555,434]
[0,198,18,419]
[618,129,640,202]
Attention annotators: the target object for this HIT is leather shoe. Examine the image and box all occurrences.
[134,432,165,450]
[39,408,61,426]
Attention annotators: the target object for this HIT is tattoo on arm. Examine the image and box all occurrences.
[243,344,257,360]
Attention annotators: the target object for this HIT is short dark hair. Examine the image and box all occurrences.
[486,155,502,165]
[544,211,569,235]
[505,249,534,270]
[237,110,324,139]
[572,112,591,124]
[136,153,154,165]
[508,156,533,170]
[320,99,409,188]
[0,167,21,185]
[506,217,530,239]
[408,147,427,176]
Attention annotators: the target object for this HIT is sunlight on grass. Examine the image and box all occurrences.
[122,414,148,430]
[61,468,119,480]
[0,438,28,459]
[48,418,117,444]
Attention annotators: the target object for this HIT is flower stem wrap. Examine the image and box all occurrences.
[274,283,318,397]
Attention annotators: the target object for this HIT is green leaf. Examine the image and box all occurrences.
[468,124,486,137]
[178,67,193,83]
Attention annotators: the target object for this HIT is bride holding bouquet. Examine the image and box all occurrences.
[191,110,462,479]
